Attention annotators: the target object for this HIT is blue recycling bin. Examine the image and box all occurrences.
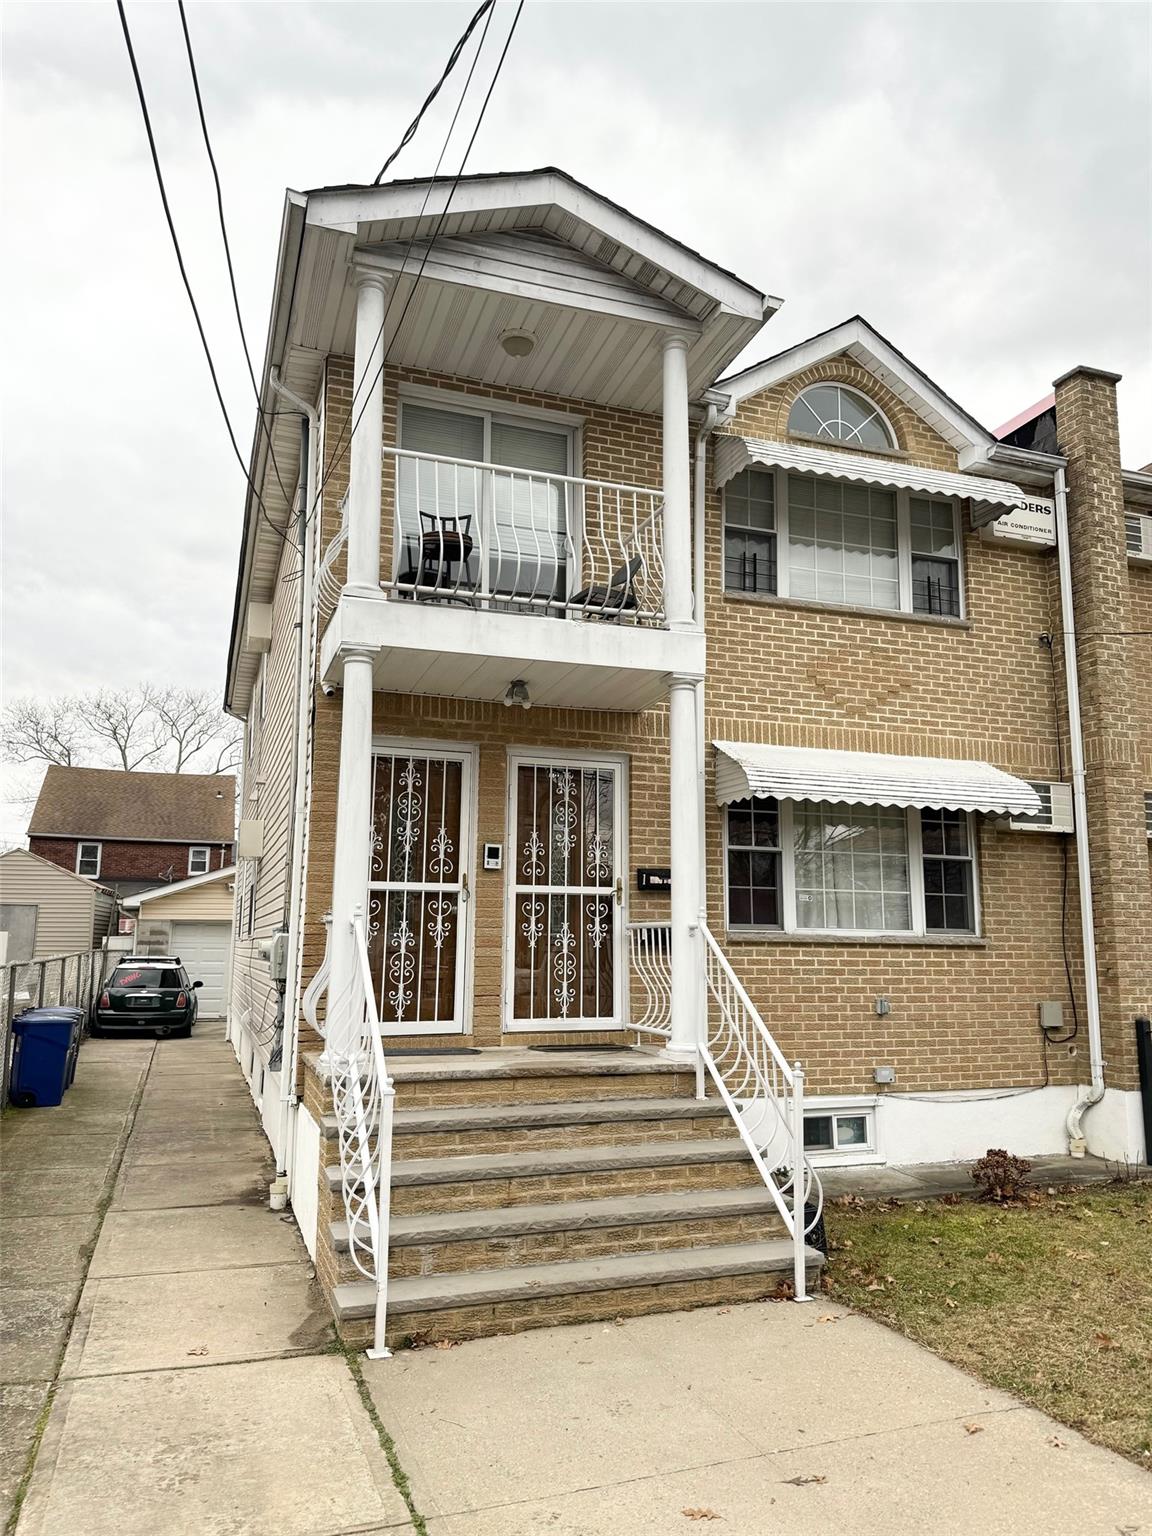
[8,1010,81,1108]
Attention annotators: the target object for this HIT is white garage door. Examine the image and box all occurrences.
[171,921,230,1018]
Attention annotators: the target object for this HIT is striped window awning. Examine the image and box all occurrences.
[713,742,1042,817]
[713,435,1028,526]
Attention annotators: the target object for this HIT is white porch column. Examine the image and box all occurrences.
[346,270,390,595]
[327,646,376,1058]
[661,332,694,630]
[667,674,702,1056]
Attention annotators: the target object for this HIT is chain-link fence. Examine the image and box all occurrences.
[1,949,109,1109]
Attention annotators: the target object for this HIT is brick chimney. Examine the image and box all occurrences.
[1054,365,1152,1104]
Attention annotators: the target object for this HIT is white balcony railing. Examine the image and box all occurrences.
[381,447,666,624]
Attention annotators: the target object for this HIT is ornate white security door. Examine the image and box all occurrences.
[505,756,625,1031]
[368,747,473,1035]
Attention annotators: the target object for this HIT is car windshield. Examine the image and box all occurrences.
[114,968,181,989]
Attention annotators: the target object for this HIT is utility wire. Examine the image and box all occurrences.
[312,0,525,525]
[115,0,294,553]
[307,0,518,527]
[176,0,294,516]
[374,0,495,184]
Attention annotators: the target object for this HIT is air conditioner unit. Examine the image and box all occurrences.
[1127,512,1152,566]
[1010,781,1075,834]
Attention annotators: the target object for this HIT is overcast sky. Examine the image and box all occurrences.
[3,0,1150,841]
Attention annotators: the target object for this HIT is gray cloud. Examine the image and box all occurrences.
[3,0,1150,844]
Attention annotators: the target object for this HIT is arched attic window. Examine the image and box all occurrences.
[787,384,895,451]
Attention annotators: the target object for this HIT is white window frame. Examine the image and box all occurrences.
[788,383,898,450]
[76,842,102,878]
[722,469,966,620]
[802,1096,883,1166]
[188,846,211,877]
[722,800,981,939]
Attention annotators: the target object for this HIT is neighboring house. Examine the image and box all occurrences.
[27,766,236,899]
[120,866,236,1018]
[0,848,116,961]
[223,168,1152,1352]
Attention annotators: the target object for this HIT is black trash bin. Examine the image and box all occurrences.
[9,1010,81,1108]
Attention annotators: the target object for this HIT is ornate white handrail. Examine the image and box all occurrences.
[627,922,672,1039]
[327,908,396,1358]
[300,919,331,1038]
[699,921,823,1301]
[316,493,349,624]
[381,445,666,624]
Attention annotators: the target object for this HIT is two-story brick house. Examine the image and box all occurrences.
[28,766,236,899]
[224,169,1151,1354]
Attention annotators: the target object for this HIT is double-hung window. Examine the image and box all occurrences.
[723,469,964,619]
[76,842,101,878]
[188,846,211,877]
[724,798,978,936]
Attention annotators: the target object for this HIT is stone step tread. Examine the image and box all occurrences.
[325,1138,752,1191]
[330,1184,783,1250]
[374,1050,693,1084]
[319,1096,728,1140]
[332,1239,824,1319]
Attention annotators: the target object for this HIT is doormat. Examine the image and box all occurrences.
[528,1044,634,1053]
[387,1048,484,1057]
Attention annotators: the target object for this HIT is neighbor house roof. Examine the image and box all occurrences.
[28,767,236,843]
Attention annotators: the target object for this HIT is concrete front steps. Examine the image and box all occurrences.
[305,1049,822,1348]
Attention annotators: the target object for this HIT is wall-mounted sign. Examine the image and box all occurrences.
[978,495,1056,551]
[637,868,671,892]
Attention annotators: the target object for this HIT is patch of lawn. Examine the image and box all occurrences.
[824,1181,1152,1467]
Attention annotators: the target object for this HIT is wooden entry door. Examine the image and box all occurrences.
[505,756,625,1032]
[368,746,474,1035]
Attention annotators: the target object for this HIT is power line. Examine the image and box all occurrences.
[311,0,525,525]
[176,0,294,516]
[374,0,496,184]
[115,0,294,553]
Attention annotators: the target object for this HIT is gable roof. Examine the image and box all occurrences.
[714,316,998,458]
[0,846,114,894]
[121,864,237,911]
[28,768,236,843]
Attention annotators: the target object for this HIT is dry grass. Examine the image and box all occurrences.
[824,1180,1152,1466]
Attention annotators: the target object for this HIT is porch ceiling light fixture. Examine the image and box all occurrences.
[503,678,532,710]
[499,328,536,358]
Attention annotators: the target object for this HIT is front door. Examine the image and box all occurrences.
[368,746,474,1035]
[505,755,626,1031]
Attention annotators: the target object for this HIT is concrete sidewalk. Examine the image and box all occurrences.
[4,1024,1149,1534]
[2,1021,414,1536]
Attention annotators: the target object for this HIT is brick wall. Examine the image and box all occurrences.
[286,351,1116,1100]
[28,837,232,883]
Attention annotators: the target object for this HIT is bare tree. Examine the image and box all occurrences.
[3,697,85,768]
[152,687,242,773]
[2,684,241,776]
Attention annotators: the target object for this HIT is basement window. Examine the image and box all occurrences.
[804,1108,875,1155]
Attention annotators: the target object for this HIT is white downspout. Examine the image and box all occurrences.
[693,403,719,920]
[1053,463,1106,1153]
[269,368,319,1182]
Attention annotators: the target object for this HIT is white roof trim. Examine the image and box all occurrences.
[714,435,1027,525]
[121,865,237,911]
[713,742,1042,817]
[716,318,995,455]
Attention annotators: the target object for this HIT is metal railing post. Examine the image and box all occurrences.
[791,1061,810,1302]
[368,1081,396,1361]
[36,963,46,1008]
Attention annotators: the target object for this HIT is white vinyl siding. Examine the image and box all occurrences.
[723,468,964,619]
[0,850,109,957]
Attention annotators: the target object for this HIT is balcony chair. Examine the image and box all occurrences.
[570,551,643,619]
[398,511,476,603]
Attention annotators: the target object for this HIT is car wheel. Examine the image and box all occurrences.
[174,1022,193,1039]
[88,1021,102,1037]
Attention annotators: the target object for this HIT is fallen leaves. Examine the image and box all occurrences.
[782,1474,828,1487]
[186,1345,208,1356]
[963,1422,984,1435]
[1093,1332,1120,1351]
[681,1508,722,1521]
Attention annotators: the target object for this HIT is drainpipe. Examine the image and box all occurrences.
[269,368,320,1181]
[693,403,719,921]
[1052,463,1106,1153]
